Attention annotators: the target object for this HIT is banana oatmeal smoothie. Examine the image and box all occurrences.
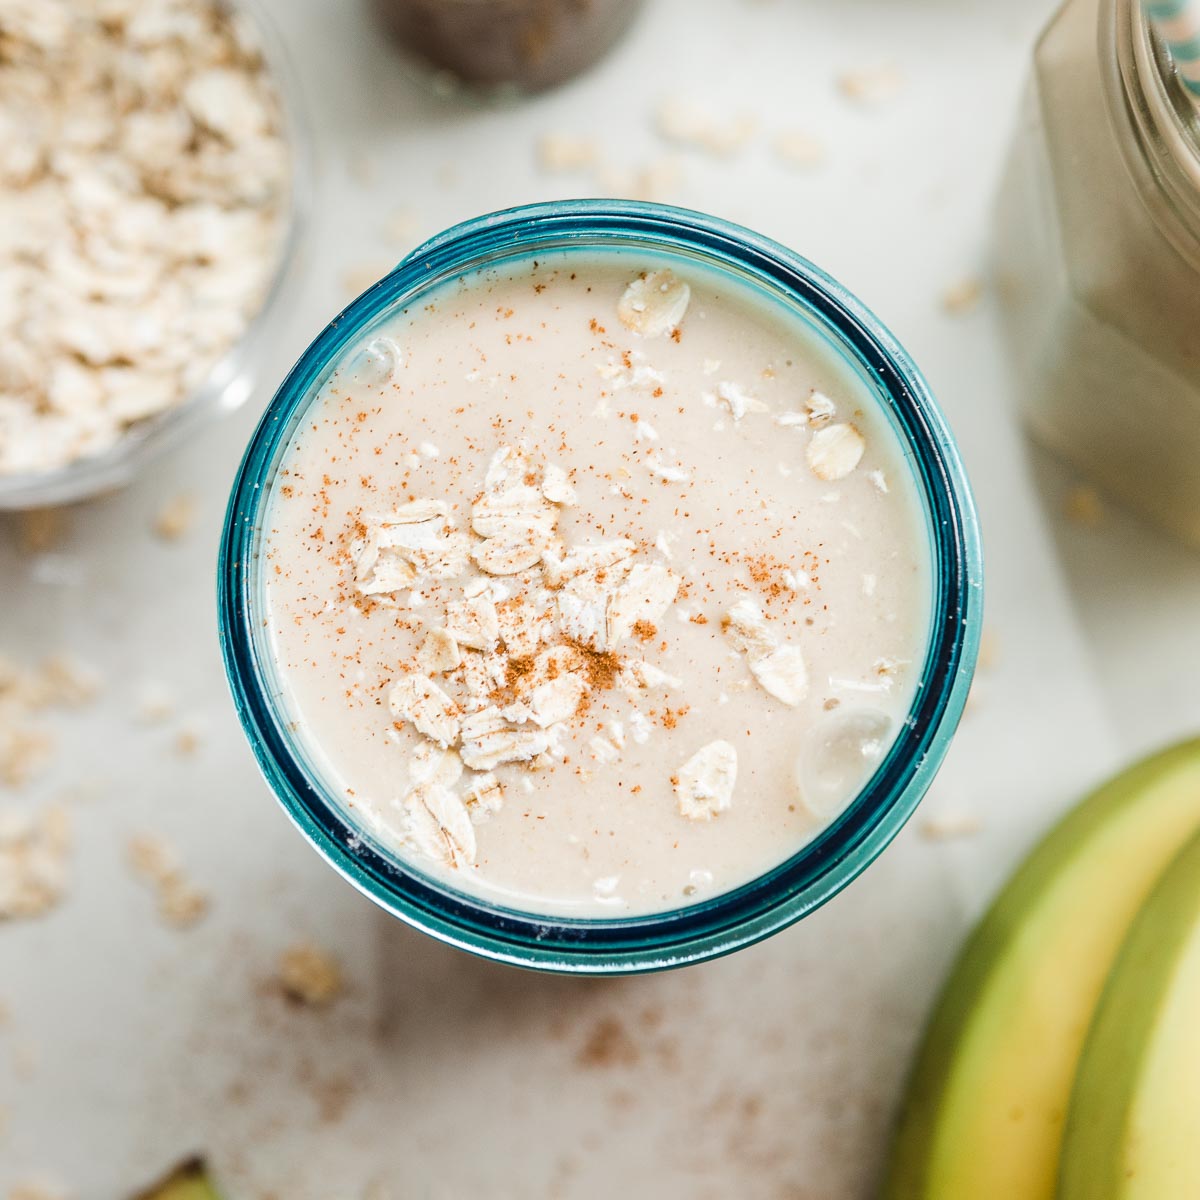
[260,253,932,916]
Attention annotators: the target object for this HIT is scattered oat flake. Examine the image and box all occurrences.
[278,942,343,1007]
[977,627,1000,672]
[920,812,983,841]
[592,157,683,203]
[135,681,175,724]
[463,773,504,822]
[0,725,51,788]
[675,740,738,821]
[537,132,598,172]
[174,724,203,757]
[342,262,391,298]
[153,492,196,540]
[655,99,756,156]
[838,63,905,106]
[0,806,71,920]
[382,207,419,247]
[773,129,826,169]
[16,508,68,555]
[0,656,99,787]
[9,1181,68,1200]
[127,834,208,929]
[941,277,983,315]
[1064,484,1104,527]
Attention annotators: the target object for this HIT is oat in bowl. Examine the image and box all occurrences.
[0,0,308,509]
[219,201,982,973]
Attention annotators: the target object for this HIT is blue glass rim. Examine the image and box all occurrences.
[218,200,983,974]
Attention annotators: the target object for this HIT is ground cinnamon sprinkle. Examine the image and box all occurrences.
[570,642,621,691]
[632,619,657,643]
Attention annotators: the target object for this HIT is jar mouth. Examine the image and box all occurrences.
[218,200,982,973]
[1107,0,1200,265]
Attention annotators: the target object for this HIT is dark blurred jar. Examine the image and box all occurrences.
[373,0,645,92]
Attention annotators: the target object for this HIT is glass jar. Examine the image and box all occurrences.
[218,200,982,974]
[372,0,644,92]
[996,0,1200,545]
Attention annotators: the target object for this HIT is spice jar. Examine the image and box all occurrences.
[995,0,1200,546]
[373,0,644,92]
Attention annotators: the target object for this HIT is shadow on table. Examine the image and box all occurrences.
[1024,440,1200,746]
[373,909,642,1044]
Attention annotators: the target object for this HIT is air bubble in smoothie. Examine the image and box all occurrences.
[797,708,894,820]
[260,253,933,916]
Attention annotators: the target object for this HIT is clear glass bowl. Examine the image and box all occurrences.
[0,0,313,512]
[219,200,983,975]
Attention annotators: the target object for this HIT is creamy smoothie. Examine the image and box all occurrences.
[260,253,931,916]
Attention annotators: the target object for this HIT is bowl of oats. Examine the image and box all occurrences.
[0,0,309,509]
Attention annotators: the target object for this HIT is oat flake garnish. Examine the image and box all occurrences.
[724,599,808,706]
[463,773,505,823]
[675,740,738,821]
[806,391,838,425]
[389,673,461,747]
[358,441,693,871]
[402,783,476,869]
[806,422,865,481]
[444,588,500,651]
[417,628,462,674]
[716,381,769,421]
[543,540,634,587]
[408,742,464,790]
[459,707,555,771]
[617,270,690,337]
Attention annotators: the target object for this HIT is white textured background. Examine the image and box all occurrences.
[5,0,1200,1195]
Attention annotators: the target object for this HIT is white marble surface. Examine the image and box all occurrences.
[5,0,1200,1195]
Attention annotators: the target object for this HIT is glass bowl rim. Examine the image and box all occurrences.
[0,0,314,511]
[218,199,983,974]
